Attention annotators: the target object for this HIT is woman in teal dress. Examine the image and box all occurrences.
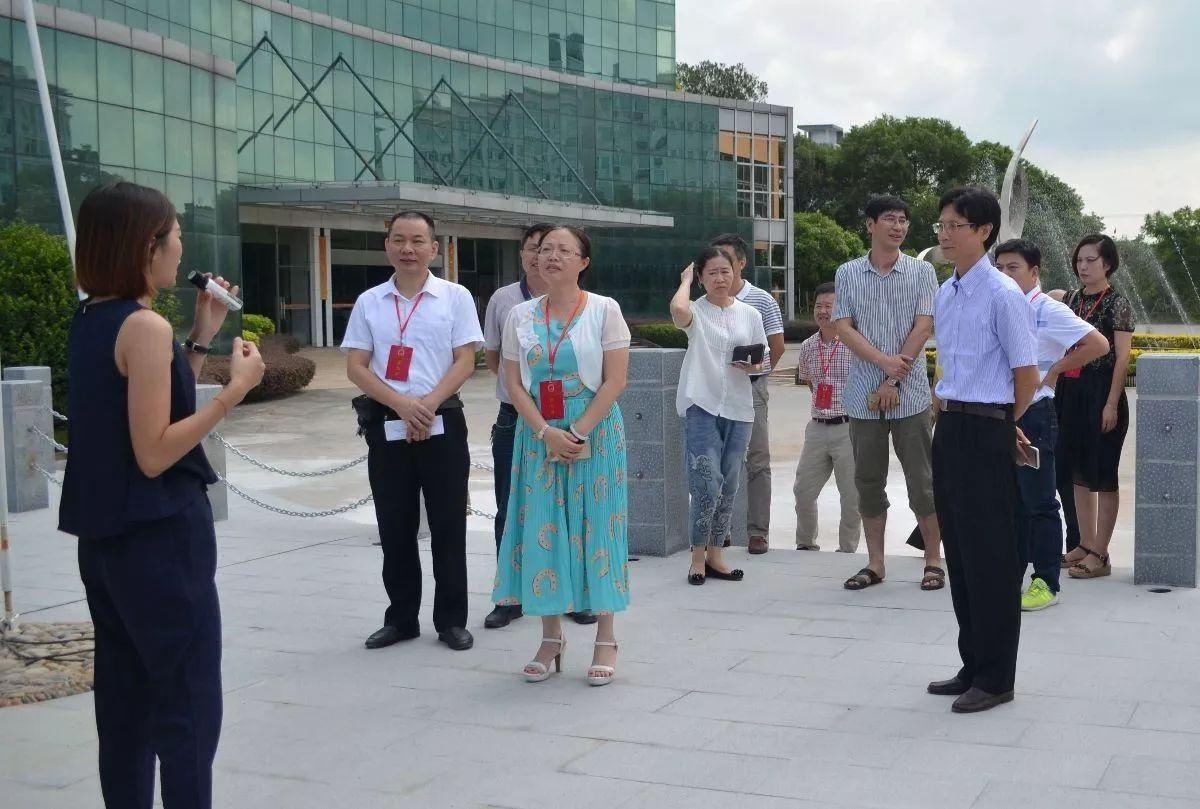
[493,226,631,686]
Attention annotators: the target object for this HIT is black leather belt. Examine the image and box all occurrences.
[940,400,1014,422]
[813,415,849,425]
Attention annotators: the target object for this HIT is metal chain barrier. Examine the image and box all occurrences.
[29,425,68,454]
[211,433,369,477]
[45,406,68,422]
[26,416,497,520]
[34,465,62,487]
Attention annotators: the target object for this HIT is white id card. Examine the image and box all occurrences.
[384,415,444,442]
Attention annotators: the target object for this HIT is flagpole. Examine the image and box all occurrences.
[20,0,79,283]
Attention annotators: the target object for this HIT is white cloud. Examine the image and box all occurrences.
[677,0,1199,229]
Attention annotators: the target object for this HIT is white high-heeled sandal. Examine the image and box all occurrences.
[523,635,566,683]
[587,640,618,686]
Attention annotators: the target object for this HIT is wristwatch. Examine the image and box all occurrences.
[184,339,210,355]
[535,425,550,441]
[886,377,900,388]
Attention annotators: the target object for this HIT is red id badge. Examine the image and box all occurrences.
[1063,367,1081,379]
[815,382,833,410]
[386,345,413,382]
[539,379,565,420]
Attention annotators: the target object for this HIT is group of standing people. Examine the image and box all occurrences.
[58,175,1138,806]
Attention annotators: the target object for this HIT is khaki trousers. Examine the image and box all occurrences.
[793,420,861,552]
[745,376,772,538]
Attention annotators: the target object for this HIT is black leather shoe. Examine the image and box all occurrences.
[952,687,1014,713]
[567,610,598,625]
[484,604,522,629]
[364,625,419,649]
[927,677,971,696]
[437,627,474,651]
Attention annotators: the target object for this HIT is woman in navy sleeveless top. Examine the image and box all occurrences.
[59,181,264,809]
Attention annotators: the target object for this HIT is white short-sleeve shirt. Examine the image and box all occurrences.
[676,296,768,422]
[1027,285,1096,403]
[340,271,484,398]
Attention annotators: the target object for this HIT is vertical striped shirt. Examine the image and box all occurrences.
[832,252,938,419]
[933,255,1038,404]
[735,280,784,376]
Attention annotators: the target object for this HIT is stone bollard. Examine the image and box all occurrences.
[1,380,49,511]
[1135,353,1200,587]
[617,349,689,556]
[2,367,54,511]
[195,384,229,522]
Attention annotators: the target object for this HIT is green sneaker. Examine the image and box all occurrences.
[1021,578,1059,612]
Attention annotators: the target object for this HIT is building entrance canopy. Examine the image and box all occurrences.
[239,182,675,231]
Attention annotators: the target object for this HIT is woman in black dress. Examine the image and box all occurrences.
[1054,235,1134,579]
[59,181,264,807]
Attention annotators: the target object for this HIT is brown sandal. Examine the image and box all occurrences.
[844,568,883,590]
[920,565,946,591]
[1067,546,1111,579]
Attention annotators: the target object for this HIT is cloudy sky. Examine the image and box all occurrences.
[676,0,1199,236]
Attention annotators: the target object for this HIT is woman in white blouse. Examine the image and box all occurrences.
[492,226,632,686]
[671,247,768,585]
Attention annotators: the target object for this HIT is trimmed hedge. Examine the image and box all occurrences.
[923,346,1198,387]
[199,340,315,403]
[242,313,276,335]
[630,322,687,348]
[1133,334,1200,350]
[783,319,819,342]
[241,329,261,345]
[260,333,301,355]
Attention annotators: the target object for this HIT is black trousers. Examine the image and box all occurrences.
[932,411,1023,695]
[366,408,470,633]
[77,489,222,809]
[490,403,518,553]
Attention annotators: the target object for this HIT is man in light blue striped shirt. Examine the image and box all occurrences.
[926,187,1038,715]
[833,196,943,592]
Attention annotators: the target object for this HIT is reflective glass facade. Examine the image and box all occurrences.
[46,0,674,87]
[0,15,239,320]
[2,0,792,331]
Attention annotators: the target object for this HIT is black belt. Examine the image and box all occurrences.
[813,415,849,425]
[940,400,1014,422]
[351,393,463,435]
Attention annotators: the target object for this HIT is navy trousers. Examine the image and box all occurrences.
[78,489,222,809]
[491,403,518,553]
[1016,398,1063,592]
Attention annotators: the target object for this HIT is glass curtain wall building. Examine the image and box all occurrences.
[0,0,794,345]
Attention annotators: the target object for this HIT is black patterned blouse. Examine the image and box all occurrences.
[1064,287,1134,370]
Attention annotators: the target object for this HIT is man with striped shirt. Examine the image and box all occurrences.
[927,187,1038,713]
[833,196,943,591]
[711,234,786,555]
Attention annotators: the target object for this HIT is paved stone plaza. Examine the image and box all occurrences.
[7,357,1196,809]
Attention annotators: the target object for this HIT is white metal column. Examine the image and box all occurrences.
[322,228,334,346]
[309,227,323,346]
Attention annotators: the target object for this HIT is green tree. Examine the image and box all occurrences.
[0,222,78,412]
[1142,207,1200,321]
[676,61,768,101]
[794,212,865,310]
[792,135,840,214]
[827,116,976,243]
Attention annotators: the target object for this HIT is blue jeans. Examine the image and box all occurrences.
[1017,398,1062,593]
[490,403,518,553]
[685,405,753,548]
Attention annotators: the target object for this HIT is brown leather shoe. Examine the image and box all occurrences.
[748,536,769,555]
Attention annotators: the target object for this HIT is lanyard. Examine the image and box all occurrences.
[1029,290,1042,304]
[817,337,840,381]
[519,278,532,301]
[392,292,425,345]
[542,291,586,377]
[1075,288,1108,323]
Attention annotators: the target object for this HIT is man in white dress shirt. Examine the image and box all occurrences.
[342,211,484,652]
[927,188,1038,713]
[994,239,1109,612]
